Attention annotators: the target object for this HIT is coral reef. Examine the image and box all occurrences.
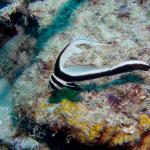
[0,0,38,81]
[12,64,150,148]
[0,78,15,140]
[0,0,150,149]
[0,17,17,48]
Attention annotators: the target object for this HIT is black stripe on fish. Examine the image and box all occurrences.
[49,73,82,90]
[51,75,64,88]
[54,63,150,82]
[49,40,150,90]
[49,80,58,90]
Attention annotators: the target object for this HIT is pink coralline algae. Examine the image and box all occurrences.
[106,93,122,111]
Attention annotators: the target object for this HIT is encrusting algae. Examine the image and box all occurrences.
[32,96,150,147]
[109,131,139,146]
[54,99,105,143]
[139,114,150,130]
[99,126,120,144]
[140,134,150,150]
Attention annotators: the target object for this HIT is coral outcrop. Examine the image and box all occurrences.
[3,0,149,149]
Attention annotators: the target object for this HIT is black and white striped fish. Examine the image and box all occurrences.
[49,38,150,90]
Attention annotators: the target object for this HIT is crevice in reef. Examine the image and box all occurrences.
[0,18,17,48]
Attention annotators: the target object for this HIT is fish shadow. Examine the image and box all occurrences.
[49,74,144,104]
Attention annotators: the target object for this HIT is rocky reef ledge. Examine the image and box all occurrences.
[12,50,150,149]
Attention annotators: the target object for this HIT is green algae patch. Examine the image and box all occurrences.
[48,88,81,104]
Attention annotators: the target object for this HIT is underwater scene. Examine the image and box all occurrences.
[0,0,150,149]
